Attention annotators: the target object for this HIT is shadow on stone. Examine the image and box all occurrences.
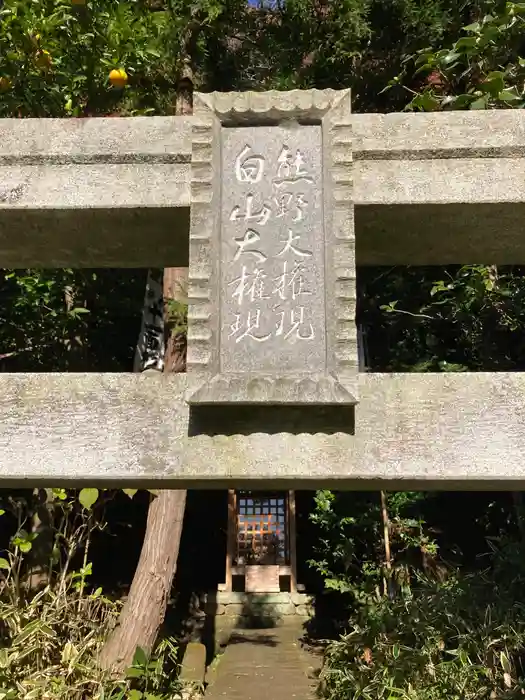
[0,207,190,267]
[188,405,355,436]
[228,632,279,646]
[238,595,282,629]
[201,594,218,666]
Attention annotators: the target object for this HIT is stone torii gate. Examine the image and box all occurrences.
[0,88,524,491]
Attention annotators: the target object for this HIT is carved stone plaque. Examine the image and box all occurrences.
[221,127,324,374]
[187,90,357,405]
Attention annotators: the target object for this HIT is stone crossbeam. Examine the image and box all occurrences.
[1,371,522,489]
[2,109,525,266]
[1,94,524,490]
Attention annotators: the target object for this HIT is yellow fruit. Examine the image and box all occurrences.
[0,77,12,92]
[35,49,52,70]
[109,68,128,89]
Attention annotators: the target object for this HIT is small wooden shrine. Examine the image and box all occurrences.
[220,490,300,594]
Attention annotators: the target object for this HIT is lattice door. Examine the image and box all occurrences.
[235,492,288,565]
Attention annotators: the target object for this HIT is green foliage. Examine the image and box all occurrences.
[320,539,525,700]
[3,4,525,700]
[388,1,525,110]
[0,269,147,371]
[0,269,91,369]
[165,297,188,339]
[359,265,525,372]
[0,0,175,117]
[79,488,99,511]
[0,0,473,114]
[0,492,182,699]
[309,490,430,606]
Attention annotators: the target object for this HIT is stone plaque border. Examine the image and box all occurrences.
[187,89,357,405]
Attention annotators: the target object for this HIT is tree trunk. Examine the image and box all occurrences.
[99,489,187,671]
[380,490,392,597]
[99,67,193,671]
[26,489,54,591]
[99,269,188,672]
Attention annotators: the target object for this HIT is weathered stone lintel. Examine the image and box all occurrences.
[3,111,522,164]
[1,372,525,488]
[2,109,525,267]
[0,116,192,162]
[0,157,515,210]
[0,208,190,268]
[0,164,189,210]
[352,111,525,160]
[354,158,525,205]
[356,203,525,266]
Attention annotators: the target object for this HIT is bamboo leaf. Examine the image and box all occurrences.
[79,488,99,510]
[501,650,512,675]
[13,620,42,646]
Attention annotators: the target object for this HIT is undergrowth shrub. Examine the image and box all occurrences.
[0,489,183,700]
[319,538,525,700]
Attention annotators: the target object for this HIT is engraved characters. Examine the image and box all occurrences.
[227,141,316,345]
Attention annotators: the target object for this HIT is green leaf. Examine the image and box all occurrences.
[454,36,478,49]
[412,92,441,111]
[392,644,400,659]
[501,650,512,675]
[39,624,56,638]
[125,667,145,679]
[79,488,99,510]
[442,51,460,65]
[61,641,78,664]
[128,691,143,700]
[19,541,32,553]
[133,646,148,667]
[470,95,489,109]
[480,73,505,96]
[499,89,521,102]
[458,648,469,665]
[442,94,474,109]
[122,489,138,499]
[0,558,10,570]
[13,620,42,646]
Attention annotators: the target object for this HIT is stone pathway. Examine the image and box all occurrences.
[205,622,319,700]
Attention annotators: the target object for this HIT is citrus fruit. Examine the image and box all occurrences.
[35,49,52,70]
[109,68,128,89]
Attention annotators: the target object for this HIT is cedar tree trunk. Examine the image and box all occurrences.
[99,269,188,672]
[99,73,193,672]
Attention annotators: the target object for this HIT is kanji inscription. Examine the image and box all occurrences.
[221,126,325,374]
[187,89,357,404]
